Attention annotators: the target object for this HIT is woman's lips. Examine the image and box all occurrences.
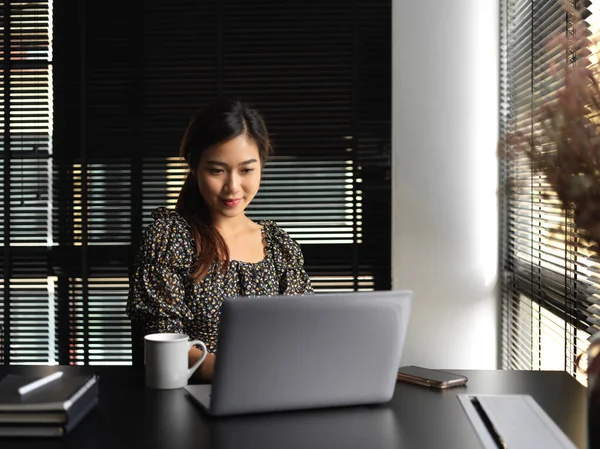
[221,198,241,207]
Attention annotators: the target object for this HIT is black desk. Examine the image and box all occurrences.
[0,366,588,449]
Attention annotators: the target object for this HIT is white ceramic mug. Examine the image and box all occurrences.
[144,333,207,389]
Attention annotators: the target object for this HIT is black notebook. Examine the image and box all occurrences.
[0,395,99,437]
[0,373,98,414]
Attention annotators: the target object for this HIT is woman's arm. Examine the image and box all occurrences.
[189,346,216,381]
[268,225,314,295]
[127,210,196,335]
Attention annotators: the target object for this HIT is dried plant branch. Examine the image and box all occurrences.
[501,5,600,256]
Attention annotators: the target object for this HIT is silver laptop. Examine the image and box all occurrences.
[184,290,413,417]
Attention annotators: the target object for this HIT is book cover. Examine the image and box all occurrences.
[0,373,98,413]
[0,380,99,424]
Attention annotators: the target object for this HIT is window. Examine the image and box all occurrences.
[501,0,600,383]
[1,0,392,365]
[1,0,54,364]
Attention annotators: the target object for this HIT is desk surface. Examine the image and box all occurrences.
[0,366,588,449]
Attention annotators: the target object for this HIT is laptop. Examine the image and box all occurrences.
[184,290,413,417]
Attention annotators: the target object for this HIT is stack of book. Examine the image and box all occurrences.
[0,371,99,437]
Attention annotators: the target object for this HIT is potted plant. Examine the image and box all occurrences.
[501,6,600,446]
[500,6,600,447]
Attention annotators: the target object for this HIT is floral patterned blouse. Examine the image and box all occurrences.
[126,207,314,353]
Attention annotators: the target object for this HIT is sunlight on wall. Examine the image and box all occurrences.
[472,1,499,289]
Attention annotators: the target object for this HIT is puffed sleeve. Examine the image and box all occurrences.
[126,208,196,335]
[266,223,314,295]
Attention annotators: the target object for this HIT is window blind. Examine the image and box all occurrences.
[501,0,600,383]
[0,0,392,365]
[0,0,53,364]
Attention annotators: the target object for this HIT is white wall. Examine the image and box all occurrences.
[392,0,499,369]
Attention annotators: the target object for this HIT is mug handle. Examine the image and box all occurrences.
[187,340,208,380]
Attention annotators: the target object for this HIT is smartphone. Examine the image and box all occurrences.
[396,365,468,389]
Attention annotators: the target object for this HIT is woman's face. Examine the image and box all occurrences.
[195,134,262,220]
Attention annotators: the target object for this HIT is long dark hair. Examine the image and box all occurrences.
[176,99,273,282]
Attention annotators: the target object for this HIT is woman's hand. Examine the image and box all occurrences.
[198,353,216,381]
[189,346,216,382]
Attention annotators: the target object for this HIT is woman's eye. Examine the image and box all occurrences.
[241,168,255,173]
[208,168,223,174]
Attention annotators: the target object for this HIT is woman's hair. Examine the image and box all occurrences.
[176,98,273,283]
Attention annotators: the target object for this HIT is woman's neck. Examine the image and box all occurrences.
[212,213,253,235]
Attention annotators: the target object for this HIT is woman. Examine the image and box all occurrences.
[126,99,314,381]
